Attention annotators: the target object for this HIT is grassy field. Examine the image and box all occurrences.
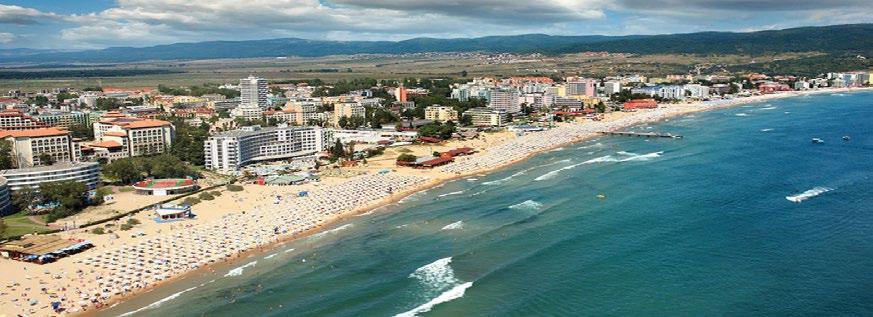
[1,212,52,238]
[0,52,821,91]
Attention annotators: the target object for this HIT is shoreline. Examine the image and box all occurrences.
[5,87,868,317]
[88,86,873,317]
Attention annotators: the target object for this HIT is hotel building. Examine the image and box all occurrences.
[424,105,459,122]
[0,110,50,130]
[204,125,329,173]
[464,108,509,127]
[92,113,175,158]
[0,162,100,192]
[0,128,75,168]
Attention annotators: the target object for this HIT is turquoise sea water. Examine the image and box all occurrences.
[107,91,873,316]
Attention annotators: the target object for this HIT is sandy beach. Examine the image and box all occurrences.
[0,86,868,317]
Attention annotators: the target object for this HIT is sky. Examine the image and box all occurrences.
[1,0,872,50]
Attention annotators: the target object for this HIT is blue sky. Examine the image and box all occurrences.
[1,0,871,49]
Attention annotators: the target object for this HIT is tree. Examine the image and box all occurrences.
[102,158,143,184]
[0,141,13,170]
[11,187,36,214]
[595,102,607,113]
[39,180,89,222]
[331,139,345,158]
[38,153,55,166]
[397,154,417,162]
[69,122,94,140]
[0,219,6,236]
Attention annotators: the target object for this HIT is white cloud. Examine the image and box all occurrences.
[0,32,15,44]
[0,4,56,24]
[56,0,608,48]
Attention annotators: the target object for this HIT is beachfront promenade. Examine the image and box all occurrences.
[0,173,427,315]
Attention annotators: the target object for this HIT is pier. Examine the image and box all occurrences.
[599,131,683,139]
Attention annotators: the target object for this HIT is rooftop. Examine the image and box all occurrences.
[0,162,99,175]
[0,127,69,138]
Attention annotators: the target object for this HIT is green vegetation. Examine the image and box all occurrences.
[69,122,95,140]
[39,180,90,223]
[198,192,215,201]
[0,213,52,238]
[91,227,105,235]
[102,154,198,185]
[182,197,201,206]
[169,118,211,166]
[0,141,13,170]
[127,218,140,225]
[158,83,240,99]
[417,121,457,139]
[226,184,244,192]
[397,154,418,162]
[0,69,182,79]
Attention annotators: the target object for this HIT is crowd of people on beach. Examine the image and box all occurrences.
[0,173,427,316]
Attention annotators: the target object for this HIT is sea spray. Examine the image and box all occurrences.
[437,191,465,198]
[225,260,258,277]
[786,187,834,203]
[508,200,543,211]
[396,257,473,317]
[117,286,199,317]
[441,221,464,231]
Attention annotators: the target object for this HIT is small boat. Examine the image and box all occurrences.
[812,138,824,144]
[842,136,850,141]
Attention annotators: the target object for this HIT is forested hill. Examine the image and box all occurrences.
[3,24,873,64]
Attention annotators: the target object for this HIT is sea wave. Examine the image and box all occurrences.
[760,128,774,132]
[759,106,777,110]
[549,147,565,152]
[438,191,465,198]
[735,113,749,117]
[508,200,543,211]
[482,170,525,185]
[441,221,464,231]
[786,187,834,203]
[466,178,478,182]
[264,253,278,259]
[394,282,474,317]
[283,248,296,254]
[397,257,473,317]
[577,142,604,150]
[310,224,353,239]
[117,286,198,317]
[224,260,258,277]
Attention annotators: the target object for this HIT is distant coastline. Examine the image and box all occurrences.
[90,86,873,317]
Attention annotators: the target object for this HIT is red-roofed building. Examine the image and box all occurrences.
[93,113,175,158]
[758,82,792,94]
[623,99,658,110]
[0,110,50,130]
[0,127,75,168]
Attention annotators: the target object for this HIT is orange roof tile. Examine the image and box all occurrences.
[0,128,69,138]
[124,119,171,129]
[103,131,126,137]
[90,140,123,148]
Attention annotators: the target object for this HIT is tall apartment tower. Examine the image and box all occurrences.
[240,75,268,108]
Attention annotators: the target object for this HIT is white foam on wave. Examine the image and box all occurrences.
[760,128,774,132]
[735,113,749,117]
[549,147,565,152]
[440,221,464,231]
[759,106,777,110]
[577,142,604,150]
[118,286,198,317]
[264,253,278,259]
[225,260,258,277]
[396,257,473,317]
[310,223,353,239]
[786,187,834,203]
[437,191,465,198]
[482,170,525,185]
[394,282,474,317]
[508,200,543,211]
[283,248,296,254]
[533,151,663,181]
[466,178,478,182]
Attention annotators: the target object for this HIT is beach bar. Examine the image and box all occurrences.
[0,235,93,264]
[154,204,194,222]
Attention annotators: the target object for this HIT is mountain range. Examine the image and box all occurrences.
[2,24,872,64]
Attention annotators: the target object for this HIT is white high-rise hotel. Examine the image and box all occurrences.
[240,75,268,108]
[204,124,330,173]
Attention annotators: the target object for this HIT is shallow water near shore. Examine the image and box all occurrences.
[103,91,873,316]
